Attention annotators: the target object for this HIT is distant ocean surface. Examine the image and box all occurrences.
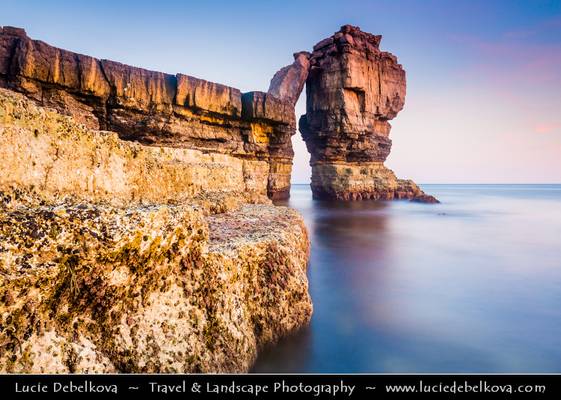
[252,184,561,372]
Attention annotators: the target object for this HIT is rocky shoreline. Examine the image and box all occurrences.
[297,25,437,203]
[0,89,311,372]
[0,24,437,373]
[0,26,295,200]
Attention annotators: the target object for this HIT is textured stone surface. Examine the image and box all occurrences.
[176,74,242,117]
[0,89,269,209]
[268,52,310,106]
[0,88,312,373]
[300,25,437,203]
[310,162,430,201]
[0,201,311,373]
[0,27,295,200]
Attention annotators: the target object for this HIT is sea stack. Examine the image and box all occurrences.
[299,25,437,202]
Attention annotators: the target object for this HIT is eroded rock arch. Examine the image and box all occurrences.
[0,24,435,203]
[268,25,436,202]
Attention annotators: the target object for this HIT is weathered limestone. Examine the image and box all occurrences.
[311,162,431,201]
[268,51,310,106]
[0,201,311,373]
[300,25,437,202]
[0,88,312,373]
[0,23,440,374]
[0,26,295,199]
[1,25,436,203]
[0,88,268,209]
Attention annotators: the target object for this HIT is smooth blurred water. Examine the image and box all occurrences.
[252,184,561,372]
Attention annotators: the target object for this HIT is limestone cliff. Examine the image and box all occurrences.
[1,25,436,203]
[0,26,295,200]
[299,25,437,202]
[0,88,312,373]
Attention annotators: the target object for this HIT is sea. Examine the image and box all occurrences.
[252,184,561,372]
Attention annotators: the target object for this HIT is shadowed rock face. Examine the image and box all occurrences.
[0,26,295,200]
[299,25,437,202]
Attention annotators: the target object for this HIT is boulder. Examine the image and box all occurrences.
[0,88,311,373]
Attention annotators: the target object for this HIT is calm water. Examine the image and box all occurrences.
[252,184,561,372]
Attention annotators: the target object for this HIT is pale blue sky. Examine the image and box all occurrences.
[3,0,561,183]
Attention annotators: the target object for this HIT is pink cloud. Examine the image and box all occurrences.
[447,20,561,117]
[535,122,561,134]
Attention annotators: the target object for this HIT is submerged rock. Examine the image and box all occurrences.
[410,194,440,204]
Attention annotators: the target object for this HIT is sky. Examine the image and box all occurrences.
[3,0,561,183]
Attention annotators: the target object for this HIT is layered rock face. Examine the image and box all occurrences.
[0,88,269,210]
[0,26,294,199]
[299,25,437,202]
[0,88,312,373]
[0,25,435,202]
